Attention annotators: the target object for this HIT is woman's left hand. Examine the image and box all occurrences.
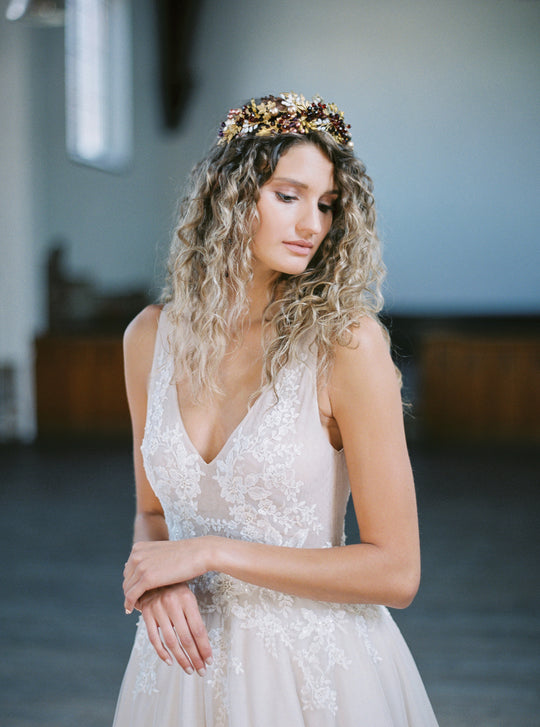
[123,538,212,614]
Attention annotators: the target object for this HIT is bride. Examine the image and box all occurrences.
[113,92,438,726]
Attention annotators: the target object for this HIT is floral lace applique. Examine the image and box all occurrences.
[192,572,384,714]
[205,626,230,727]
[353,606,385,666]
[132,619,160,697]
[213,366,324,547]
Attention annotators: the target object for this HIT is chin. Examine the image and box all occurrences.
[279,263,310,276]
[277,255,314,275]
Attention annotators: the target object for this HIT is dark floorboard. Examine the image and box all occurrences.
[1,441,539,726]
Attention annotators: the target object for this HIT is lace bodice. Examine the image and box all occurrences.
[140,307,350,551]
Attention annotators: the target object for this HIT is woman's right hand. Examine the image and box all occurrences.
[137,582,213,676]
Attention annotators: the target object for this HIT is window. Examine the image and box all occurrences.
[65,0,132,171]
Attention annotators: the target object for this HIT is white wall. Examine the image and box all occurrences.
[4,0,540,336]
[181,0,540,313]
[0,17,38,439]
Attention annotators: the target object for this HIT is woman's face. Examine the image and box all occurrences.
[251,143,337,280]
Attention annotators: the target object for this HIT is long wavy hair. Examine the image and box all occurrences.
[162,129,386,400]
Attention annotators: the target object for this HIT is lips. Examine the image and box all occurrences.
[282,240,313,255]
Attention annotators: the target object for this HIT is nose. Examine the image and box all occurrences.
[297,201,323,238]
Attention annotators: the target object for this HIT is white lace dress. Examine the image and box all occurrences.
[112,308,438,726]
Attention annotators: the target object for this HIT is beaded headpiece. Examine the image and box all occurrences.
[218,92,353,148]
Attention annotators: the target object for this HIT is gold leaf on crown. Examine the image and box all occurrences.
[218,92,353,148]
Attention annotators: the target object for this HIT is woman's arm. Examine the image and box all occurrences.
[124,305,168,541]
[123,305,213,675]
[124,316,420,611]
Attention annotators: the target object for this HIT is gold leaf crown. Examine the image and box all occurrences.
[218,92,353,148]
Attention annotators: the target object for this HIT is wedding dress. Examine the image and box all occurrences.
[112,307,438,726]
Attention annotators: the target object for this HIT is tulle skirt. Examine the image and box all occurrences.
[112,578,438,726]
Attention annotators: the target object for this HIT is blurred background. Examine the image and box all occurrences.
[1,1,539,725]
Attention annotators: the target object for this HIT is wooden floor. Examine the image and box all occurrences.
[1,441,538,726]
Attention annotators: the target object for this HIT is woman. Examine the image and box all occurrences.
[113,92,438,726]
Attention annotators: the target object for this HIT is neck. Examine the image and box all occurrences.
[245,265,280,325]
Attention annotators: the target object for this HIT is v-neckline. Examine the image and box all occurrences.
[172,384,270,467]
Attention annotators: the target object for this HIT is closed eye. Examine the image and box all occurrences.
[318,202,334,214]
[276,192,298,203]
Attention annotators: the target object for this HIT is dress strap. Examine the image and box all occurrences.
[147,306,174,396]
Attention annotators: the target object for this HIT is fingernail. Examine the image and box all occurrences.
[197,667,206,677]
[165,657,173,666]
[205,657,213,666]
[125,608,132,615]
[185,666,194,675]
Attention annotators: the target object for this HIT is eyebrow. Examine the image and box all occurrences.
[271,177,339,196]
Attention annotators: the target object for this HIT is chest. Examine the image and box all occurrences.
[174,336,261,464]
[175,343,341,466]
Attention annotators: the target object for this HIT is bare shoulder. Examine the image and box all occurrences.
[334,316,394,375]
[124,304,162,350]
[329,316,405,449]
[123,304,163,376]
[329,315,400,409]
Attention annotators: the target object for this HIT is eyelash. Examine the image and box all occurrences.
[275,192,334,214]
[276,192,297,203]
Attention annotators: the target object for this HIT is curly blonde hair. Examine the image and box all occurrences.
[162,129,386,400]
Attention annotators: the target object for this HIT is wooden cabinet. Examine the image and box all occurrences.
[420,334,540,443]
[35,335,130,437]
[34,325,540,444]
